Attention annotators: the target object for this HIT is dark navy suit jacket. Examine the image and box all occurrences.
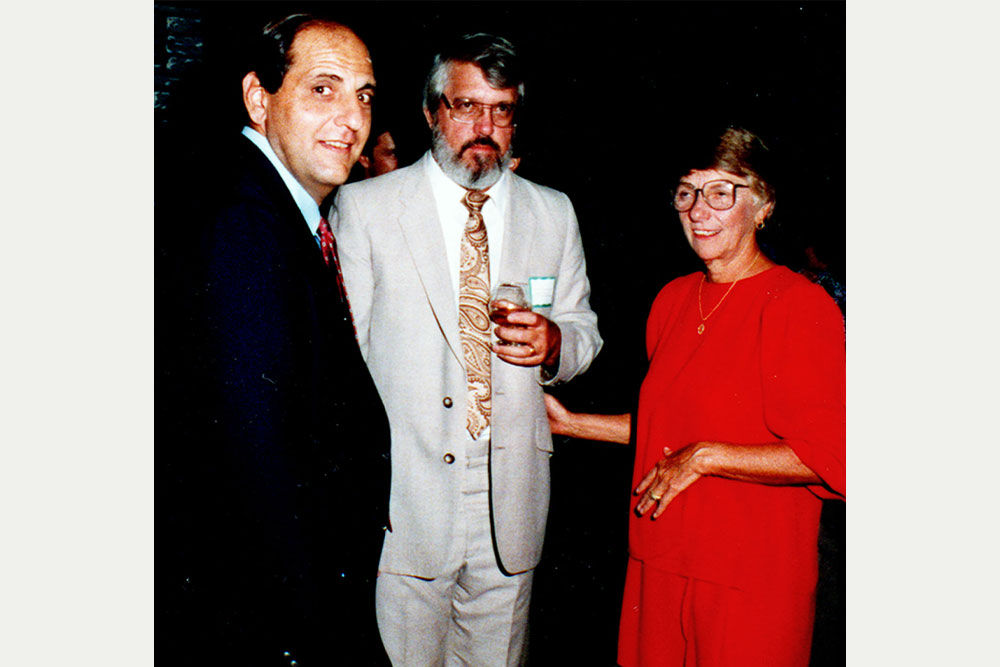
[159,135,391,665]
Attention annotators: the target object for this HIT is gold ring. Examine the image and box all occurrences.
[649,492,663,501]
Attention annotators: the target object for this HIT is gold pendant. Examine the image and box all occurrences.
[697,323,705,335]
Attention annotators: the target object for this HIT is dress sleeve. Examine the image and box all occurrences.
[760,280,846,499]
[646,279,683,361]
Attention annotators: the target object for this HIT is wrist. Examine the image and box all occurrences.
[569,412,601,440]
[561,416,582,440]
[689,441,721,476]
[540,358,558,383]
[543,323,562,368]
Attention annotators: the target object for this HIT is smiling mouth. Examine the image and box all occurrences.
[321,140,351,151]
[692,229,721,238]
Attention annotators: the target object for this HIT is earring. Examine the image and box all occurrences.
[755,220,765,230]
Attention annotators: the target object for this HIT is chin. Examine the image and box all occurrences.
[465,154,498,173]
[691,246,723,264]
[688,239,712,254]
[322,166,351,186]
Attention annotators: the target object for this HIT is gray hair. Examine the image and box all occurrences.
[422,33,524,112]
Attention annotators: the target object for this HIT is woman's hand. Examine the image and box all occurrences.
[544,393,575,436]
[634,444,707,519]
[633,440,827,518]
[543,393,632,444]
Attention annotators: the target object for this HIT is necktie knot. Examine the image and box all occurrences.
[462,189,489,215]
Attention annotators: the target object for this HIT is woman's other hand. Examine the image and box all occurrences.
[634,444,706,519]
[634,440,827,518]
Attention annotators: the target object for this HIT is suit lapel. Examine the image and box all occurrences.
[241,137,327,274]
[497,175,537,285]
[394,162,464,366]
[494,176,540,393]
[240,138,352,336]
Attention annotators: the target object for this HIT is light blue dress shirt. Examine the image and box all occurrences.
[242,126,324,236]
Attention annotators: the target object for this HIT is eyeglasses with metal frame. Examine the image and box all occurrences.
[440,95,516,127]
[672,180,751,212]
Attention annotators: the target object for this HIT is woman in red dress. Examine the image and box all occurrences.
[546,127,845,666]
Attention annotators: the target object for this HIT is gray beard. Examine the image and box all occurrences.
[430,124,513,190]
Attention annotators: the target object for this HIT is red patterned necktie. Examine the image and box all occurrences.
[317,217,348,300]
[317,217,356,336]
[459,190,491,439]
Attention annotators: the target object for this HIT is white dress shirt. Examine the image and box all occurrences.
[425,152,510,443]
[424,152,509,304]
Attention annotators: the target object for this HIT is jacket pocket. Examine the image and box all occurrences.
[535,417,554,452]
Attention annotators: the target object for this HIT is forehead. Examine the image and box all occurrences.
[680,169,747,186]
[287,23,373,80]
[444,61,517,102]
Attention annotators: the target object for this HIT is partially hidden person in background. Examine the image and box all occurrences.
[161,14,391,665]
[333,32,602,666]
[356,121,400,179]
[545,126,845,667]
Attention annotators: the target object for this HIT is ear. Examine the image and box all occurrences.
[755,200,775,226]
[423,106,435,129]
[358,155,371,170]
[242,72,270,130]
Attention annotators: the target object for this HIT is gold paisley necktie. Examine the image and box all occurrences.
[459,189,491,439]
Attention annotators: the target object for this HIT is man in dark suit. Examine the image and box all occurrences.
[159,14,390,665]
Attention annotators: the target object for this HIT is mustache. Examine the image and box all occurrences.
[460,137,501,154]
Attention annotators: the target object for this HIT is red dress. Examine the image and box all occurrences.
[617,266,845,667]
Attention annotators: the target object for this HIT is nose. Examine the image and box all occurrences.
[472,108,495,135]
[688,192,712,221]
[336,98,365,133]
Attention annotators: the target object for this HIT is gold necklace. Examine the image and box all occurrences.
[697,253,760,335]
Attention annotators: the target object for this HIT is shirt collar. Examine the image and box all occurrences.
[242,126,324,235]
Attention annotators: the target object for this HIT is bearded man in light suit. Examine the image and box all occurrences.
[333,33,602,666]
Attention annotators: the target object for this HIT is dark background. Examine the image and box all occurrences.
[156,2,844,665]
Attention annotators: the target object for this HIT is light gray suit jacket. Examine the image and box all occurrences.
[333,154,602,577]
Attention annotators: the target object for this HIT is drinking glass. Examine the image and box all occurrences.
[489,282,530,345]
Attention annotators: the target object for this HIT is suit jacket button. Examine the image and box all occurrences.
[442,396,453,408]
[443,453,455,464]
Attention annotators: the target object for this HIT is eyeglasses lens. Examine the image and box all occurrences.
[672,181,737,211]
[703,182,735,210]
[448,98,515,127]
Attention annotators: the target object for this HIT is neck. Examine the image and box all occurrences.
[311,187,333,208]
[705,248,765,284]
